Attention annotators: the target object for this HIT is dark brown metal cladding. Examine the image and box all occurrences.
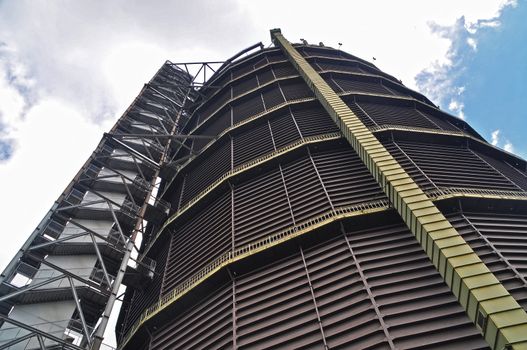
[117,41,527,349]
[149,223,490,349]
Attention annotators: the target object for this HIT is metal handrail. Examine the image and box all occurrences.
[119,199,390,348]
[143,132,341,256]
[427,186,527,200]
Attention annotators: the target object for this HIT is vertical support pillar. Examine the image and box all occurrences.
[299,247,328,349]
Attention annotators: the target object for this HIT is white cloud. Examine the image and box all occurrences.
[0,99,113,265]
[504,141,514,153]
[490,129,515,154]
[448,99,466,120]
[491,129,500,146]
[467,37,478,50]
[413,0,514,118]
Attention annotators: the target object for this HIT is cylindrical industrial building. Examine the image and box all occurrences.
[1,29,526,350]
[115,31,527,350]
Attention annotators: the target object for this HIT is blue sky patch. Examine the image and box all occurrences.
[448,2,527,157]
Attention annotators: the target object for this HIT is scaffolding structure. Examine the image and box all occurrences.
[0,61,211,349]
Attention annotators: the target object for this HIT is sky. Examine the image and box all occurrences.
[0,0,525,346]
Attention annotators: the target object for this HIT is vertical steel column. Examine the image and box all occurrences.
[299,247,328,349]
[91,85,194,350]
[270,28,527,350]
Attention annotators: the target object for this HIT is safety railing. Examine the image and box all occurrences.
[369,124,467,137]
[143,132,341,256]
[427,186,527,200]
[119,199,390,348]
[174,96,317,176]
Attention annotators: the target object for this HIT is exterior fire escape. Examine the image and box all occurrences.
[0,61,214,349]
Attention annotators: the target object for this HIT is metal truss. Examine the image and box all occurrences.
[0,62,204,350]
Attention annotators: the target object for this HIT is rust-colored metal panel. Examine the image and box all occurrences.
[148,223,488,349]
[117,38,527,350]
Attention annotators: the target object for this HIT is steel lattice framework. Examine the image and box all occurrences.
[0,59,226,349]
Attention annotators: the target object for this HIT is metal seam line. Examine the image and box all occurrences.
[299,247,329,349]
[118,187,527,349]
[118,202,390,349]
[343,232,396,350]
[150,118,527,256]
[142,133,341,256]
[270,28,527,350]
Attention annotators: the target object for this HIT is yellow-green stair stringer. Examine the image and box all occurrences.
[270,28,527,350]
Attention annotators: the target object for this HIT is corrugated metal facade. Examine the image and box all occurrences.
[116,43,527,349]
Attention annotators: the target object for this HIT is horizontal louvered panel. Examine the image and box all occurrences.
[207,74,231,94]
[279,81,313,101]
[299,47,343,59]
[269,111,302,149]
[180,140,231,205]
[233,94,265,124]
[121,242,169,335]
[178,106,340,212]
[316,60,365,74]
[233,61,255,79]
[236,254,324,350]
[383,142,436,191]
[325,76,343,93]
[281,156,332,223]
[233,122,274,167]
[233,75,259,97]
[234,169,293,247]
[347,102,377,128]
[344,224,489,349]
[390,141,521,192]
[447,212,527,310]
[347,100,462,132]
[272,63,297,78]
[477,152,527,191]
[151,284,233,350]
[383,140,521,192]
[311,147,385,207]
[357,102,440,129]
[292,106,340,137]
[332,76,393,96]
[192,109,231,150]
[199,88,232,121]
[253,56,268,70]
[302,238,390,349]
[150,221,488,350]
[262,84,285,109]
[257,68,275,86]
[167,175,185,212]
[266,50,286,63]
[163,192,231,293]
